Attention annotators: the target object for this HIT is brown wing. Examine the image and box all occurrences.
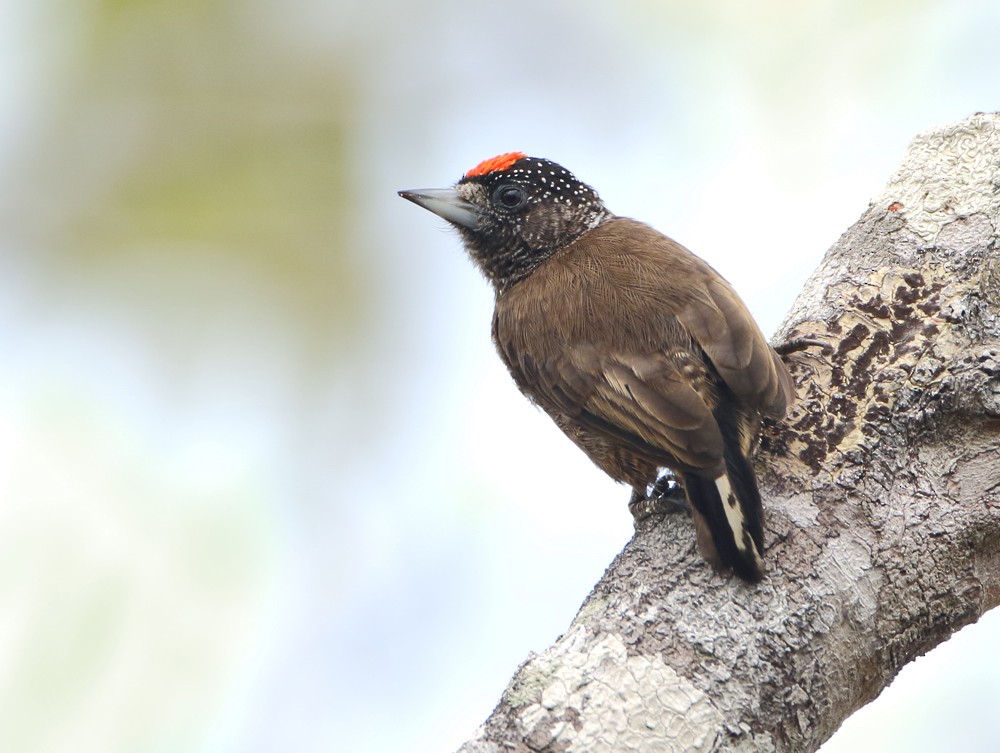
[491,217,793,475]
[558,346,724,471]
[590,218,795,419]
[676,275,795,419]
[494,323,726,475]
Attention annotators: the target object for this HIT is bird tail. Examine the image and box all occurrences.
[681,446,765,582]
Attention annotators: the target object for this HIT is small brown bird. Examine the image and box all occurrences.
[399,153,794,581]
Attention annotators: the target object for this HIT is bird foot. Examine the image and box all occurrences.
[773,336,833,356]
[628,473,689,521]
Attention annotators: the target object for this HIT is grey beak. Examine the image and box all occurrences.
[398,188,479,230]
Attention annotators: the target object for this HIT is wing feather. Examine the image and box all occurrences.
[677,273,794,418]
[529,346,724,473]
[490,217,794,479]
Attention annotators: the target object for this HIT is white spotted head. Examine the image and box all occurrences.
[400,153,613,290]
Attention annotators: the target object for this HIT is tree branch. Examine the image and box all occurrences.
[453,113,1000,753]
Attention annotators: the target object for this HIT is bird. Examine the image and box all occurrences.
[399,152,794,582]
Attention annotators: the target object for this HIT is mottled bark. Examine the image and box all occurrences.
[453,113,1000,753]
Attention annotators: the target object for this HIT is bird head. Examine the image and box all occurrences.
[400,153,612,290]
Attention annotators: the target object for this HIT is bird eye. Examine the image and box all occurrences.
[494,184,526,209]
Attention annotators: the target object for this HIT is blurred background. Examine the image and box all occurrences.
[1,0,998,751]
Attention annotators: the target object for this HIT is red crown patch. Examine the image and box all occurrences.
[464,152,527,178]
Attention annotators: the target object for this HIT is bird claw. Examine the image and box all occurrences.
[628,473,689,521]
[773,336,833,356]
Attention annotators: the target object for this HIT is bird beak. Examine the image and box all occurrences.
[398,188,479,230]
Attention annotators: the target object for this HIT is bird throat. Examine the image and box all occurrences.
[466,236,546,292]
[465,207,613,293]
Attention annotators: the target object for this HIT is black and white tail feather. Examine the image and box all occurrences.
[681,403,766,582]
[682,460,765,582]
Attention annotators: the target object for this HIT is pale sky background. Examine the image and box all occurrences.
[0,1,999,752]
